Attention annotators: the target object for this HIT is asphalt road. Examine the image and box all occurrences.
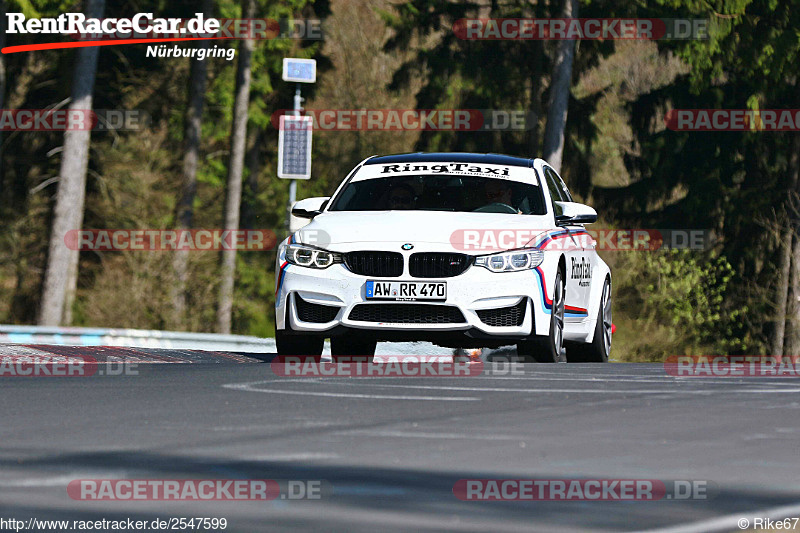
[1,345,800,532]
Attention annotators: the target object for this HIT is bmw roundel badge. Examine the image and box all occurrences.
[401,243,414,250]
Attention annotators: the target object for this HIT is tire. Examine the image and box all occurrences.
[275,304,323,360]
[517,269,565,363]
[330,331,377,362]
[566,278,611,363]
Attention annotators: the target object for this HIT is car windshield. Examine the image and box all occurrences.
[329,174,547,215]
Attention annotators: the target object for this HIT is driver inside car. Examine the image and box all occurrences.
[484,180,522,214]
[384,183,416,210]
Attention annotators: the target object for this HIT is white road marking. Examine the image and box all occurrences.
[335,430,526,440]
[484,370,800,382]
[479,375,716,383]
[243,452,341,461]
[222,381,479,401]
[328,382,800,394]
[0,346,59,356]
[0,475,78,487]
[154,421,339,432]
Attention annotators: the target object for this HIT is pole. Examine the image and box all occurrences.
[286,83,303,234]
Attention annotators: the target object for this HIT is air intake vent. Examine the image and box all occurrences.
[295,295,340,323]
[349,304,466,324]
[476,299,527,327]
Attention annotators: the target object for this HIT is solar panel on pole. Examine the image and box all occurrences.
[277,115,312,180]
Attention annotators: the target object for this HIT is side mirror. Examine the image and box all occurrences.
[554,201,597,225]
[292,197,330,219]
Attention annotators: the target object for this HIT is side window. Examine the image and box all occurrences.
[544,168,566,202]
[556,174,573,202]
[543,167,566,215]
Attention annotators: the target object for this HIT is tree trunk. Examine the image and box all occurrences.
[37,0,105,326]
[542,0,578,174]
[216,0,256,334]
[789,233,800,357]
[785,134,800,356]
[788,233,798,353]
[171,0,213,329]
[772,225,792,355]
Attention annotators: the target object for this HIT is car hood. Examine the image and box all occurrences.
[295,210,553,252]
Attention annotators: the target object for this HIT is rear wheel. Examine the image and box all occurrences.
[275,304,323,360]
[517,269,565,363]
[566,278,611,363]
[330,331,377,362]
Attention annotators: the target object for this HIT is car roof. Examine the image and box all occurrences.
[364,152,536,168]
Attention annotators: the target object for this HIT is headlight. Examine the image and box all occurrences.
[474,249,544,272]
[285,244,342,269]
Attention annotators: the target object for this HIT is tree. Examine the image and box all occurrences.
[217,0,256,334]
[0,0,6,191]
[172,0,214,329]
[384,0,548,156]
[773,221,793,355]
[615,0,800,354]
[382,0,612,171]
[542,0,578,173]
[38,0,105,326]
[772,137,799,355]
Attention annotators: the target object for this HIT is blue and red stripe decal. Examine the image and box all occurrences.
[565,305,589,317]
[533,266,588,317]
[531,229,590,317]
[532,229,591,250]
[275,234,297,299]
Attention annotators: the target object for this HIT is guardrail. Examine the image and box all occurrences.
[0,325,276,352]
[0,325,461,356]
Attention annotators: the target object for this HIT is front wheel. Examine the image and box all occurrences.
[517,269,565,363]
[566,278,611,363]
[276,330,324,359]
[330,331,376,362]
[275,306,323,359]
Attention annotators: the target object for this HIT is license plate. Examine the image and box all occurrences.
[365,280,447,301]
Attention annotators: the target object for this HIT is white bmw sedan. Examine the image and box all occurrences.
[275,153,611,362]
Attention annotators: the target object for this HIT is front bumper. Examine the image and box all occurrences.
[276,260,552,342]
